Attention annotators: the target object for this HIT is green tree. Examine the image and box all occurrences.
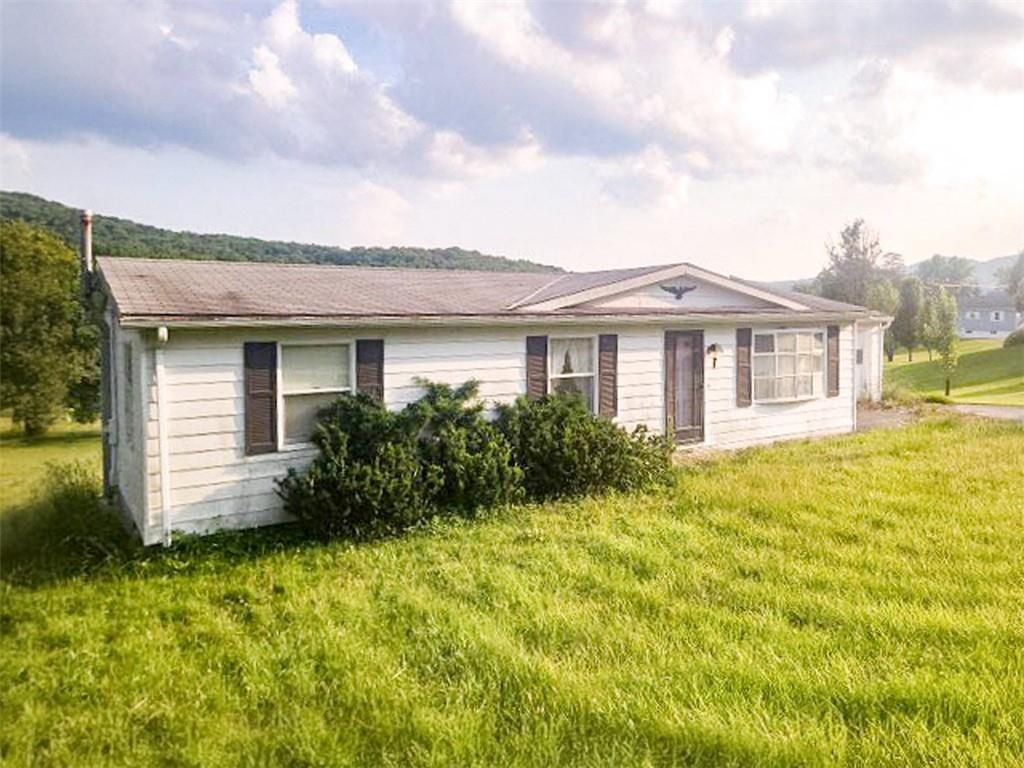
[0,221,97,435]
[865,280,899,361]
[931,288,959,396]
[919,289,939,361]
[999,250,1024,312]
[892,276,924,361]
[814,219,904,306]
[915,255,978,299]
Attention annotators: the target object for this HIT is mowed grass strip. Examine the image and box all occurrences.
[885,339,1024,405]
[1,417,1023,767]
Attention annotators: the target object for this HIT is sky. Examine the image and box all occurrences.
[1,0,1022,279]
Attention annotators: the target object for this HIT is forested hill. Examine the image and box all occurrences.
[0,191,559,273]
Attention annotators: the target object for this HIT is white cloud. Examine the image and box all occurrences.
[248,46,298,109]
[447,0,803,174]
[818,52,1024,186]
[599,146,690,209]
[0,133,31,177]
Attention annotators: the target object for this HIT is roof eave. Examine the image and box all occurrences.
[118,308,874,330]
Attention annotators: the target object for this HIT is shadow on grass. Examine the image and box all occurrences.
[0,461,332,588]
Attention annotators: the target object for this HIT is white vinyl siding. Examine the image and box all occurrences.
[134,321,857,542]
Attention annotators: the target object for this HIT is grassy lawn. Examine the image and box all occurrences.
[2,417,1023,766]
[885,338,1024,405]
[0,416,101,507]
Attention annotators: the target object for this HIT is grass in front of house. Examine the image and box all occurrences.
[885,338,1024,405]
[2,417,1023,766]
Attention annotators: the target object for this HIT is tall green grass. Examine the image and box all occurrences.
[1,416,1023,766]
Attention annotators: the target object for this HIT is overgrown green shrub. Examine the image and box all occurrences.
[1004,328,1024,348]
[0,461,134,582]
[279,384,672,540]
[405,380,523,513]
[277,384,522,538]
[277,394,438,538]
[496,395,672,500]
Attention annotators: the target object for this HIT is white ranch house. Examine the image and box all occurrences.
[85,235,889,545]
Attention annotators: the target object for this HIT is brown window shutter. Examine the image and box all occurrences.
[736,328,752,408]
[244,342,277,455]
[827,325,840,397]
[356,339,385,401]
[598,334,618,418]
[525,335,548,399]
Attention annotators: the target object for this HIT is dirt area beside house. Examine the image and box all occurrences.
[856,404,920,432]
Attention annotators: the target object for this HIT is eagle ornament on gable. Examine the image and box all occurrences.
[660,284,698,300]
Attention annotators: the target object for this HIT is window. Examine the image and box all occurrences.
[752,331,824,402]
[991,311,1003,321]
[965,310,980,320]
[549,337,595,411]
[280,344,351,445]
[122,342,134,445]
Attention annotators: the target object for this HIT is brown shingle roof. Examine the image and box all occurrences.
[99,257,554,318]
[98,256,878,323]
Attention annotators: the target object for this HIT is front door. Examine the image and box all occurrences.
[665,330,704,444]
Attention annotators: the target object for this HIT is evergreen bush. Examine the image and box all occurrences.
[496,395,672,500]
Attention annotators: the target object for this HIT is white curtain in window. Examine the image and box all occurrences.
[550,338,593,376]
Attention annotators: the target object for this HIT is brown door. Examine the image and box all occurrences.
[665,330,704,444]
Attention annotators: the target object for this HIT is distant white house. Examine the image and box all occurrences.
[958,291,1022,340]
[81,216,889,545]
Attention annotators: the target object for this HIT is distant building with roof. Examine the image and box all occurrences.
[958,290,1022,339]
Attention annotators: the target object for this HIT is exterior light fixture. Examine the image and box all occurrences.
[706,343,723,368]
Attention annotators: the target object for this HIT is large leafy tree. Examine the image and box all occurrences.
[1000,250,1024,312]
[813,219,904,307]
[891,277,924,361]
[0,221,98,435]
[915,255,978,298]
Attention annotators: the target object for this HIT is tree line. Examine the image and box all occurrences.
[0,191,559,273]
[804,219,1023,396]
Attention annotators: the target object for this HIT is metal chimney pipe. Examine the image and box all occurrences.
[80,209,93,298]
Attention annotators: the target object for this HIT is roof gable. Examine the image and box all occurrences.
[512,263,809,312]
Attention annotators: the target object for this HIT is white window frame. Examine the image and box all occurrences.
[276,340,356,450]
[547,334,598,414]
[991,310,1003,322]
[752,328,826,404]
[965,310,980,320]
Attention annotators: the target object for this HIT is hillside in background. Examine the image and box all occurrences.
[0,191,559,273]
[944,253,1017,290]
[775,252,1017,294]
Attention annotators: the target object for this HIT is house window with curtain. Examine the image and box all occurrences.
[280,344,351,445]
[752,331,824,402]
[549,337,596,412]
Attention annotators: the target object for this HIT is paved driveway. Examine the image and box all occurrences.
[952,404,1024,424]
